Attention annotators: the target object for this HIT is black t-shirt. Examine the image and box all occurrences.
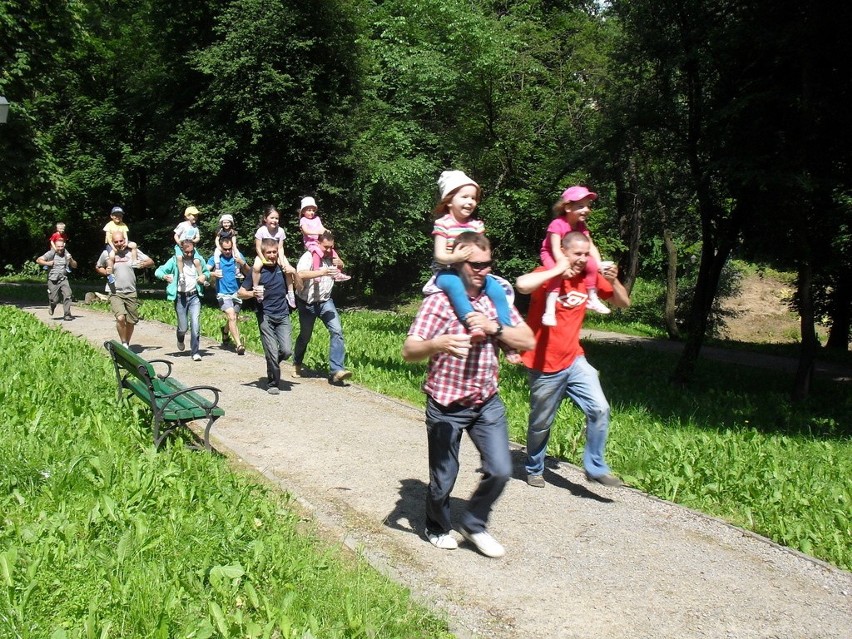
[240,265,289,317]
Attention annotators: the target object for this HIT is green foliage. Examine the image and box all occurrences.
[0,305,449,638]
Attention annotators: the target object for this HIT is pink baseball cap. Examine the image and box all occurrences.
[561,186,597,202]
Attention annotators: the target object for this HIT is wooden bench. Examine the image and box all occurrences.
[104,340,224,451]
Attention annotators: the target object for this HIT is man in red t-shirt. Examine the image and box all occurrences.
[516,231,631,488]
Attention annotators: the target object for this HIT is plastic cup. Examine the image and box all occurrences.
[599,260,615,272]
[254,285,265,300]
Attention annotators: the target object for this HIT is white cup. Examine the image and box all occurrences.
[599,260,615,273]
[254,285,265,300]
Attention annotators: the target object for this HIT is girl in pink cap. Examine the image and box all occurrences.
[298,196,350,281]
[539,186,611,325]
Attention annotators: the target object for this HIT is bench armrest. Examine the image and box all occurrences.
[146,358,174,379]
[161,385,223,411]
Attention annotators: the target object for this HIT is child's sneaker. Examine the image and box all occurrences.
[286,291,297,308]
[333,272,352,282]
[541,311,557,327]
[107,274,116,284]
[586,298,611,314]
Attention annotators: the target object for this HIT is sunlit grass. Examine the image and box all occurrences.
[0,305,451,638]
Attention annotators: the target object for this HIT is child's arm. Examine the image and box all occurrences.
[547,232,562,260]
[173,231,182,246]
[214,233,222,251]
[433,235,471,265]
[254,236,263,258]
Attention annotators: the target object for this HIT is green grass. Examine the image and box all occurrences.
[0,305,451,638]
[3,280,851,572]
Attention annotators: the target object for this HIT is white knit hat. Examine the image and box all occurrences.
[219,213,234,224]
[438,170,479,200]
[299,196,317,214]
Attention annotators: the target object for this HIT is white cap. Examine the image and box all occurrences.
[299,196,317,214]
[219,213,234,224]
[438,170,479,200]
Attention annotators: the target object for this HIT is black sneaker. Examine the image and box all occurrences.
[221,326,230,344]
[584,472,624,487]
[49,304,56,316]
[177,337,185,351]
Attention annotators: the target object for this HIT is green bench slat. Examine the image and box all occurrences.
[105,340,223,450]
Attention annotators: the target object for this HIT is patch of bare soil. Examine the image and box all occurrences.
[719,271,824,344]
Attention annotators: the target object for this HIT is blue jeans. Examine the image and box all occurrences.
[294,298,346,376]
[257,312,292,386]
[175,292,201,355]
[424,394,512,536]
[526,356,612,478]
[435,270,513,326]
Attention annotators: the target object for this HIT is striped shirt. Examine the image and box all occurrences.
[432,214,485,254]
[408,292,522,407]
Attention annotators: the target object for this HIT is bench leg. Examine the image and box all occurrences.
[201,415,219,452]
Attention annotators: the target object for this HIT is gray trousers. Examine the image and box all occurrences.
[47,278,73,316]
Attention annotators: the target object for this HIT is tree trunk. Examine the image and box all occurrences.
[615,162,642,293]
[792,260,817,401]
[671,235,733,385]
[663,228,680,339]
[825,275,851,351]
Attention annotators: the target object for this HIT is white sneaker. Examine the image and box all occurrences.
[586,298,611,314]
[460,529,505,558]
[541,311,557,327]
[286,291,297,308]
[426,530,458,550]
[192,353,202,362]
[333,272,351,282]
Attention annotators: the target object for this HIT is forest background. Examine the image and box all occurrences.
[2,0,850,392]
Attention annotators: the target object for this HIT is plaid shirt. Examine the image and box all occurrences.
[408,292,522,407]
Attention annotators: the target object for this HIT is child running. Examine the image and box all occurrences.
[213,213,244,277]
[252,205,297,307]
[539,185,610,326]
[173,206,205,288]
[432,170,513,342]
[103,206,138,282]
[298,196,350,282]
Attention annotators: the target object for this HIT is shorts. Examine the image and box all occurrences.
[217,295,242,312]
[110,292,139,324]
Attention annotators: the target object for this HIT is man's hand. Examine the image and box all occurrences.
[439,333,472,359]
[465,311,499,336]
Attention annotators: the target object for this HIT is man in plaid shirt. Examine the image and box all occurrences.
[403,233,535,558]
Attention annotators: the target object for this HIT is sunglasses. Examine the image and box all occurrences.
[467,260,493,271]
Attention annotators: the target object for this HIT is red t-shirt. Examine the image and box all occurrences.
[50,232,68,243]
[521,267,614,373]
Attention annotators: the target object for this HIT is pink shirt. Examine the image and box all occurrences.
[300,215,325,245]
[254,226,286,243]
[540,217,590,265]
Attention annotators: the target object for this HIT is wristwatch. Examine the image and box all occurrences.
[493,324,504,337]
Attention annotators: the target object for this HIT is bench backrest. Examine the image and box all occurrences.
[104,340,157,392]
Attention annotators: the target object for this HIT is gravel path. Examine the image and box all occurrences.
[17,301,852,639]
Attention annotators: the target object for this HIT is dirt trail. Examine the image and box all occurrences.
[14,301,852,639]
